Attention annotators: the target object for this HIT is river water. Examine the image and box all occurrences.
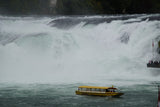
[0,14,160,107]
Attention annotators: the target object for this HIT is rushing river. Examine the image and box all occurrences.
[0,14,160,107]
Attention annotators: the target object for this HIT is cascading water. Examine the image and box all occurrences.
[0,14,160,107]
[0,15,160,84]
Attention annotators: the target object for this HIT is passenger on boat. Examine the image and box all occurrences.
[148,60,160,64]
[149,60,153,64]
[154,61,159,65]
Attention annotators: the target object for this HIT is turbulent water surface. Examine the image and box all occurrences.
[0,14,160,107]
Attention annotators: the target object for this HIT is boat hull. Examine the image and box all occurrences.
[75,91,124,97]
[147,63,160,68]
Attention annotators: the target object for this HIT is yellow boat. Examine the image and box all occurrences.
[75,86,124,97]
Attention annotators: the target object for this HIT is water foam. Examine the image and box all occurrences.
[0,15,160,86]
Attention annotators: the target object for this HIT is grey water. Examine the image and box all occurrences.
[0,14,160,107]
[0,84,158,107]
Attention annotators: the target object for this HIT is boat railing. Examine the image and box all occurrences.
[78,90,106,93]
[78,89,118,93]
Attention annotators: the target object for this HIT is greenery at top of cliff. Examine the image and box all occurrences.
[0,0,160,15]
[0,0,51,15]
[56,0,160,14]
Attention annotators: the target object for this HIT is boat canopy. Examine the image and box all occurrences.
[78,86,117,89]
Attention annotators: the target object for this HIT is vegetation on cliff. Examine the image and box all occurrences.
[0,0,160,15]
[0,0,51,15]
[56,0,160,14]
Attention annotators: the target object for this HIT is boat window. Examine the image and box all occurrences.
[81,88,87,91]
[108,89,112,92]
[91,88,96,91]
[113,89,117,92]
[106,89,109,92]
[95,89,99,91]
[79,88,82,91]
[108,89,116,92]
[79,88,109,91]
[86,88,90,91]
[101,89,105,92]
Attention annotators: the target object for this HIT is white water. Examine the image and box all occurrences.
[0,15,160,86]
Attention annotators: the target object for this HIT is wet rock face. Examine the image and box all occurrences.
[50,0,57,6]
[120,33,130,44]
